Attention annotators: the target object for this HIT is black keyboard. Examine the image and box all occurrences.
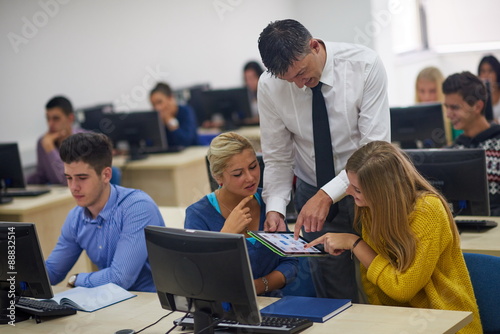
[455,219,498,231]
[16,297,77,317]
[3,189,51,197]
[174,313,313,334]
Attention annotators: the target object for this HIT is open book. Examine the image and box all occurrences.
[49,282,136,312]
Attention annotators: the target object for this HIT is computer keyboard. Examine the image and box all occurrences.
[174,313,313,334]
[3,188,51,197]
[15,297,77,318]
[455,219,498,232]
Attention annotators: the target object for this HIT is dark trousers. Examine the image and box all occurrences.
[294,178,359,302]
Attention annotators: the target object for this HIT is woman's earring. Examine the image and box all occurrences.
[218,183,223,189]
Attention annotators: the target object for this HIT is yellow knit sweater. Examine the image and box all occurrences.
[360,195,482,333]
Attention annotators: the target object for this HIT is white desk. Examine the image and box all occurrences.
[114,146,210,207]
[4,292,472,333]
[459,216,500,257]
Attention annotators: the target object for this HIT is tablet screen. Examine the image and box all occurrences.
[249,231,326,255]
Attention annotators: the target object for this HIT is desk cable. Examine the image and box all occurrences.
[133,310,173,333]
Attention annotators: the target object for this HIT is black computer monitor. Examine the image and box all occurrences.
[0,222,53,324]
[174,84,211,127]
[81,111,167,160]
[391,103,447,149]
[145,226,261,334]
[77,103,114,133]
[404,148,490,216]
[201,87,252,130]
[0,143,25,190]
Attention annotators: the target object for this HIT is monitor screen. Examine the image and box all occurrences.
[145,226,261,333]
[404,148,490,216]
[391,103,447,149]
[174,84,211,127]
[201,87,252,130]
[81,111,167,159]
[77,103,114,133]
[0,222,53,324]
[0,143,26,189]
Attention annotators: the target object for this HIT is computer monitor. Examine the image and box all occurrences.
[404,148,490,216]
[77,103,114,132]
[145,226,261,334]
[0,143,25,190]
[0,222,53,324]
[81,111,167,160]
[391,103,447,149]
[174,84,211,127]
[201,87,252,130]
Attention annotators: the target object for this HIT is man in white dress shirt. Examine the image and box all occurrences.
[257,19,390,301]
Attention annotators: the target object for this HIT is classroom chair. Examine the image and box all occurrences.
[463,252,500,333]
[110,166,122,185]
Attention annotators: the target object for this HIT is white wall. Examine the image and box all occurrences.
[0,0,374,166]
[2,0,498,167]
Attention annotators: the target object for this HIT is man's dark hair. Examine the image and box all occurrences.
[45,96,74,116]
[59,132,113,174]
[478,55,500,85]
[258,19,312,77]
[150,82,173,98]
[442,71,487,114]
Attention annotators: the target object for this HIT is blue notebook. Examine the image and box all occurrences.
[260,295,351,323]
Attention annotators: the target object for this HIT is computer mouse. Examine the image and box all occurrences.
[114,329,135,334]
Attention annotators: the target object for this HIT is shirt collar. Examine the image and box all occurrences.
[319,39,334,88]
[82,184,117,225]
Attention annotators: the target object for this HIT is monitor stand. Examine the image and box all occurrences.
[0,182,13,205]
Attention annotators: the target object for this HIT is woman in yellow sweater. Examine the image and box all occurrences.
[307,140,482,333]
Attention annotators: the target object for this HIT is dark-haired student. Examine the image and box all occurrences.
[27,96,84,185]
[307,141,482,334]
[45,132,164,292]
[443,71,500,216]
[150,82,199,147]
[184,132,298,296]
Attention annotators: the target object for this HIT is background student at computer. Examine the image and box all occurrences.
[444,71,500,216]
[27,96,85,186]
[45,132,164,292]
[306,140,482,334]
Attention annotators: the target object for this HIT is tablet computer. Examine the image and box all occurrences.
[247,231,328,257]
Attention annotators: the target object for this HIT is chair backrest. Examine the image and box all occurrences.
[110,166,122,185]
[463,252,500,333]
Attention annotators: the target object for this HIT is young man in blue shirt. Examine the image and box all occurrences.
[45,132,164,292]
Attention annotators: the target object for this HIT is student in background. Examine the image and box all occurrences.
[478,55,500,122]
[149,82,199,147]
[45,132,164,292]
[306,141,482,334]
[184,132,298,296]
[243,61,264,125]
[27,96,84,185]
[414,66,456,143]
[444,71,500,216]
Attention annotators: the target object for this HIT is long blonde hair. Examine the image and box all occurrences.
[345,141,458,272]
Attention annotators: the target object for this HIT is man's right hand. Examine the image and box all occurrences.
[41,131,63,153]
[264,211,287,232]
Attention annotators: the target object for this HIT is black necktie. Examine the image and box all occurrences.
[312,82,335,188]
